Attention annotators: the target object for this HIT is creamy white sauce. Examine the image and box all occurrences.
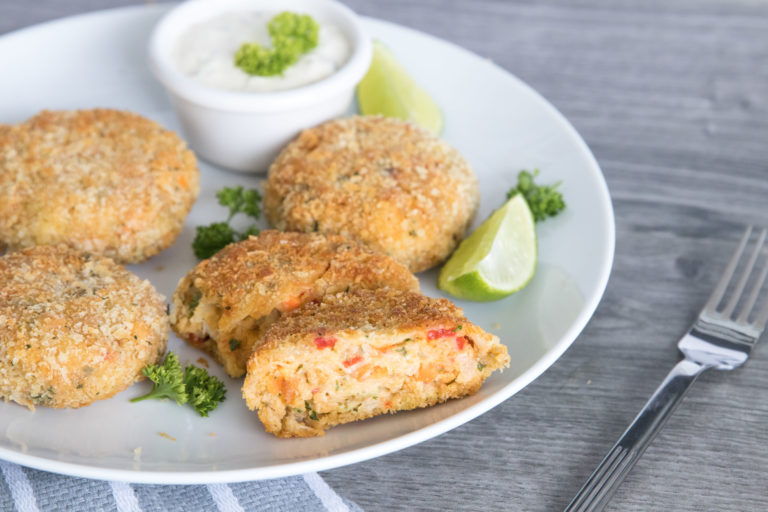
[173,12,351,93]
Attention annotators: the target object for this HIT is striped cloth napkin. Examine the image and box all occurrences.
[0,462,361,512]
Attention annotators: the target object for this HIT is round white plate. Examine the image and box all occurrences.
[0,5,614,484]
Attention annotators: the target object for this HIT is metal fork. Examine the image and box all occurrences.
[565,226,768,512]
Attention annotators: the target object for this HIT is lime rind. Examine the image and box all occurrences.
[438,194,537,302]
[357,41,443,135]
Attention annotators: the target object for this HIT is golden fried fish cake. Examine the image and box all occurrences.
[0,109,199,263]
[264,116,479,272]
[0,245,168,409]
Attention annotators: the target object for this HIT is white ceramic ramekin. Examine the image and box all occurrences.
[148,0,371,173]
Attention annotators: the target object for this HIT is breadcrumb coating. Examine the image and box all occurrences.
[170,230,419,377]
[0,109,199,263]
[264,116,479,272]
[0,245,168,409]
[244,288,510,437]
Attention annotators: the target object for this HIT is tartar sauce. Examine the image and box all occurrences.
[173,12,351,93]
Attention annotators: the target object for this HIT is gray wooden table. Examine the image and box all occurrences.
[3,1,768,510]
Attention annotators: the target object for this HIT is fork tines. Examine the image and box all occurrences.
[705,226,768,329]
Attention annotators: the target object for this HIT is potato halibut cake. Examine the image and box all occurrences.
[264,116,480,272]
[170,230,419,378]
[0,109,199,263]
[0,245,168,409]
[243,288,510,437]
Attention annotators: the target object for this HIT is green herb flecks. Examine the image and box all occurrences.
[235,12,319,76]
[506,169,565,222]
[192,186,262,259]
[305,400,319,421]
[229,339,242,351]
[31,386,55,405]
[188,290,202,317]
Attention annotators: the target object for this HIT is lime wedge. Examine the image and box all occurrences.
[357,41,443,135]
[438,194,537,301]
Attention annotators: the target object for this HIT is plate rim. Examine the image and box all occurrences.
[0,3,615,484]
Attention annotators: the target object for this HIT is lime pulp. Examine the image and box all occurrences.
[438,194,537,301]
[356,41,443,135]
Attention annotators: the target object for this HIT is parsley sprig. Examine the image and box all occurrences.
[184,366,227,417]
[192,186,262,260]
[506,169,565,222]
[131,352,227,417]
[130,352,187,405]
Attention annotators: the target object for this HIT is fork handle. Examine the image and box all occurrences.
[564,358,708,512]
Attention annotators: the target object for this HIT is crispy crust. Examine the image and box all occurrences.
[264,116,479,272]
[170,230,419,377]
[0,245,168,409]
[259,288,464,344]
[0,109,199,263]
[244,288,510,437]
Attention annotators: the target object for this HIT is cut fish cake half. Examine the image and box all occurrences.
[170,231,418,377]
[243,288,510,438]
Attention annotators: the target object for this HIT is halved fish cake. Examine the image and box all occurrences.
[170,231,419,377]
[243,288,509,437]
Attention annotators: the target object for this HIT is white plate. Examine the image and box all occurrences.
[0,5,614,484]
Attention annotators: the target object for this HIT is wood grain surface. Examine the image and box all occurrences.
[3,1,768,511]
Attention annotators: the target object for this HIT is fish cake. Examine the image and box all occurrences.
[0,245,168,409]
[0,109,199,263]
[170,230,419,378]
[243,288,510,437]
[264,116,480,272]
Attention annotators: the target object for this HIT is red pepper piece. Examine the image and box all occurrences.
[314,336,337,349]
[343,355,363,367]
[427,328,455,340]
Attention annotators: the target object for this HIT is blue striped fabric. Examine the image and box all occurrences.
[27,471,116,511]
[0,471,16,512]
[0,462,360,512]
[133,484,218,511]
[230,477,325,510]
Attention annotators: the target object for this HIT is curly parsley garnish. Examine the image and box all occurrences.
[130,352,188,405]
[506,169,565,222]
[183,365,227,417]
[235,12,319,76]
[131,352,226,417]
[192,186,262,259]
